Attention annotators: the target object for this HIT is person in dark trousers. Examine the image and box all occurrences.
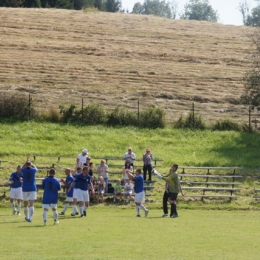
[142,148,153,181]
[154,164,184,218]
[162,182,170,217]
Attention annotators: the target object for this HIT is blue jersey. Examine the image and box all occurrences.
[66,175,74,197]
[134,175,144,193]
[9,172,23,188]
[21,167,38,192]
[74,174,91,191]
[42,176,61,204]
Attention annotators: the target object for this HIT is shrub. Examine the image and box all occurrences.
[82,103,107,125]
[59,104,78,123]
[39,107,61,123]
[0,94,36,120]
[139,106,166,129]
[108,106,138,126]
[212,119,247,132]
[174,112,206,130]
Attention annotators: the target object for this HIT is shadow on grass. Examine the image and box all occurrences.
[201,132,260,171]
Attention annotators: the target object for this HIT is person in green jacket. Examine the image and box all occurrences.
[154,164,184,218]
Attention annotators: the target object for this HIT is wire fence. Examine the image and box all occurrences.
[0,90,259,132]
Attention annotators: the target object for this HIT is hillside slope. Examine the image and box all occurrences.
[0,8,255,123]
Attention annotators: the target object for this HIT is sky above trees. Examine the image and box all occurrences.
[122,0,258,25]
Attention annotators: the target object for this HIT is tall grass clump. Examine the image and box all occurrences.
[108,106,138,126]
[139,106,166,129]
[212,118,248,132]
[174,112,206,130]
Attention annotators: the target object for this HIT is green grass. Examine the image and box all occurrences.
[0,207,259,260]
[0,121,260,170]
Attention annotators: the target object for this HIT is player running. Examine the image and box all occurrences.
[127,168,149,217]
[42,168,61,225]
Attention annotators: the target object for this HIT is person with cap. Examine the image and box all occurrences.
[123,147,136,167]
[21,159,38,222]
[142,148,153,181]
[76,149,88,168]
[42,168,61,225]
[9,165,23,215]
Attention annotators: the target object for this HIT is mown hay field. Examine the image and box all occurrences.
[0,8,256,123]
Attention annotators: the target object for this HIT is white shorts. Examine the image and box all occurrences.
[65,197,73,202]
[10,187,23,200]
[73,188,78,199]
[23,191,37,201]
[125,191,132,195]
[135,191,145,203]
[42,204,57,209]
[77,189,89,202]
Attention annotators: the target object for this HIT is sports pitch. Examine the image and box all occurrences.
[0,207,259,260]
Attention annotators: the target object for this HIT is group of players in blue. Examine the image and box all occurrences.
[9,158,149,225]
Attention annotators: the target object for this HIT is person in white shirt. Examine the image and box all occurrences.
[123,147,136,167]
[124,179,134,203]
[122,160,133,184]
[76,149,88,168]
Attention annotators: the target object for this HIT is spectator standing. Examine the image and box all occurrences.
[21,160,38,223]
[9,165,23,215]
[85,157,94,177]
[76,149,88,168]
[42,168,61,225]
[122,160,133,184]
[96,176,106,203]
[123,147,136,167]
[142,148,153,181]
[97,160,109,193]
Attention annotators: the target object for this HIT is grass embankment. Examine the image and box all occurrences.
[0,122,260,210]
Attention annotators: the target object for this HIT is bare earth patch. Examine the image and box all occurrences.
[0,8,256,123]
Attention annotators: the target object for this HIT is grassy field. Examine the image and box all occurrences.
[0,207,259,260]
[0,8,257,123]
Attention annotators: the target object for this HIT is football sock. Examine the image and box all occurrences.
[17,203,21,212]
[43,211,48,222]
[136,206,140,215]
[73,205,78,213]
[24,207,29,219]
[140,204,147,212]
[11,202,15,210]
[53,210,58,221]
[63,203,69,213]
[80,207,84,215]
[29,206,34,219]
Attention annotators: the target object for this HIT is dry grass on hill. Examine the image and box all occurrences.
[0,8,256,123]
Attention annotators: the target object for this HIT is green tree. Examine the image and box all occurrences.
[105,0,121,12]
[132,0,177,19]
[24,0,41,7]
[180,0,218,22]
[0,0,23,7]
[241,30,260,107]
